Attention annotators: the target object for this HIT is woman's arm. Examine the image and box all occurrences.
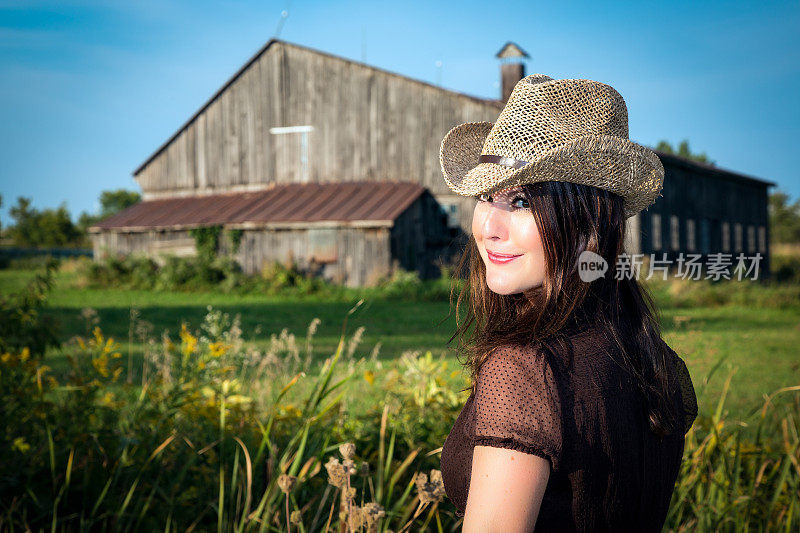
[462,445,551,533]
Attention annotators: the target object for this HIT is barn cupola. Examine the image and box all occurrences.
[496,42,530,103]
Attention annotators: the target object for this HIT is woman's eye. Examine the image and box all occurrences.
[477,193,529,209]
[511,196,531,209]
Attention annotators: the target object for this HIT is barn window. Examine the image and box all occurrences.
[670,215,680,250]
[651,213,661,250]
[441,203,460,228]
[747,225,756,253]
[151,237,197,258]
[758,225,766,252]
[721,222,730,252]
[734,223,743,252]
[700,218,710,254]
[686,219,696,252]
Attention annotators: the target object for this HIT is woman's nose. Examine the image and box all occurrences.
[482,204,509,240]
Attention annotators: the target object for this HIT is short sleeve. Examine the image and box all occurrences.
[472,344,563,471]
[670,351,698,434]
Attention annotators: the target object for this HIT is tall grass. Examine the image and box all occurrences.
[1,273,799,530]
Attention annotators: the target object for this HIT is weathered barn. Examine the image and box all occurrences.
[89,38,504,286]
[627,152,775,279]
[89,38,775,284]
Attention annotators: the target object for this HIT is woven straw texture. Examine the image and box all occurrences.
[440,74,664,219]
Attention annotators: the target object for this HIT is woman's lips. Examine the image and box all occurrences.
[487,250,522,264]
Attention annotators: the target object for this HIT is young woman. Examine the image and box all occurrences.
[438,74,698,532]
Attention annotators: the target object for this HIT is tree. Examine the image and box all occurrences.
[8,197,82,247]
[769,191,800,244]
[77,188,141,233]
[98,189,141,218]
[655,139,714,166]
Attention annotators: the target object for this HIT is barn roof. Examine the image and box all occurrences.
[653,150,777,187]
[88,181,426,233]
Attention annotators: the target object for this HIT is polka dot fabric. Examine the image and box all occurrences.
[472,344,564,471]
[439,326,698,531]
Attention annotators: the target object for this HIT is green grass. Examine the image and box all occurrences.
[3,267,799,436]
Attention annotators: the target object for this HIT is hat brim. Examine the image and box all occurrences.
[440,121,664,219]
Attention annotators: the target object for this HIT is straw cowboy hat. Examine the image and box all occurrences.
[440,73,664,219]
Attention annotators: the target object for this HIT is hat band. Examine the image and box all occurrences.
[479,154,529,169]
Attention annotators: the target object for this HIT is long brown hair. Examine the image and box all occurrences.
[445,180,679,438]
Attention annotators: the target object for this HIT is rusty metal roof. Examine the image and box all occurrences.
[88,181,427,232]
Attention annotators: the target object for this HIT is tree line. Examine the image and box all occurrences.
[0,189,140,248]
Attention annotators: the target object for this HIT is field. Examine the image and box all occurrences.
[2,266,799,429]
[2,261,800,530]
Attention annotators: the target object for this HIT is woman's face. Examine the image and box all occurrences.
[472,185,546,295]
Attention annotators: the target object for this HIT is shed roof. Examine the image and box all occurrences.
[88,181,426,233]
[653,150,777,187]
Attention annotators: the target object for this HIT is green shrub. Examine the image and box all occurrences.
[124,254,159,289]
[155,255,202,290]
[772,252,800,283]
[0,257,61,357]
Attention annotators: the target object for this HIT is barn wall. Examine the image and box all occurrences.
[639,160,771,278]
[92,226,392,287]
[91,230,197,259]
[237,226,391,287]
[134,41,502,199]
[389,191,453,279]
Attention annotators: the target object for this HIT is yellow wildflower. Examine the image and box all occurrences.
[92,354,109,377]
[77,337,87,350]
[363,370,375,385]
[210,341,229,357]
[100,391,115,406]
[12,437,30,453]
[1,352,11,363]
[103,338,115,354]
[20,347,30,362]
[180,323,198,356]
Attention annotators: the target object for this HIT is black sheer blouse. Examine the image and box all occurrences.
[439,326,698,531]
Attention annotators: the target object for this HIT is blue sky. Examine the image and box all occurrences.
[1,0,798,227]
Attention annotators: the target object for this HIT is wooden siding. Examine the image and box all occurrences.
[389,190,453,280]
[235,226,392,287]
[638,159,771,278]
[91,226,392,287]
[135,41,502,199]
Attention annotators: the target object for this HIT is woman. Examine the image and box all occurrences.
[438,74,698,532]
